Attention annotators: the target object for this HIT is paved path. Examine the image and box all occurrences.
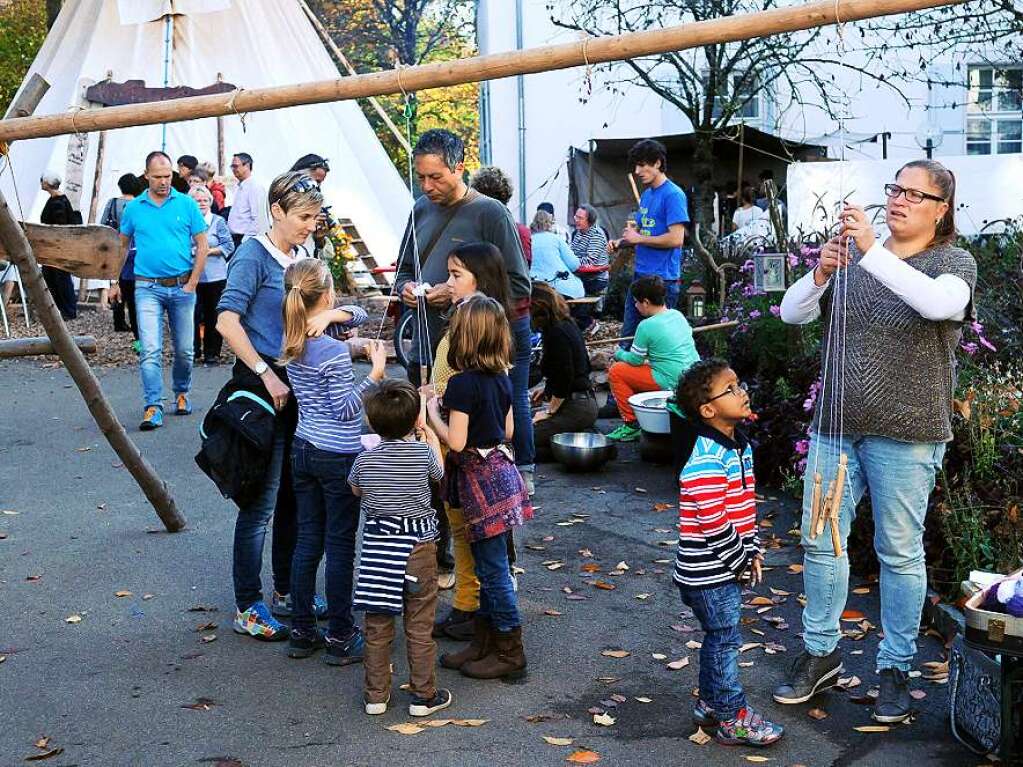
[0,359,972,766]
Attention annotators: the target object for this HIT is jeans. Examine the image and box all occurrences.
[509,315,535,470]
[620,275,680,349]
[289,438,360,637]
[800,433,945,671]
[678,581,746,720]
[135,282,195,409]
[470,531,520,632]
[533,395,598,462]
[233,418,287,610]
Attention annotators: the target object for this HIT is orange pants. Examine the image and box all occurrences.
[608,362,659,423]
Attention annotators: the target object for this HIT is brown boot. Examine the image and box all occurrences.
[460,626,526,680]
[440,615,491,670]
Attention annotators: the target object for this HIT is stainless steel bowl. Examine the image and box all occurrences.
[550,432,617,472]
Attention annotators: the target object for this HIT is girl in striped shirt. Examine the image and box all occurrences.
[279,258,387,665]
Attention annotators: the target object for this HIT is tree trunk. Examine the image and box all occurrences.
[691,129,717,231]
[0,193,186,531]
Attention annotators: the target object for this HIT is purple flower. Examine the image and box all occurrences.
[961,341,979,356]
[769,305,782,317]
[788,254,799,268]
[794,439,810,456]
[971,321,984,334]
[741,259,755,273]
[795,458,807,474]
[803,398,815,412]
[979,337,997,352]
[750,309,762,319]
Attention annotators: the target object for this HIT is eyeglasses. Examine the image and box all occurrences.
[884,183,946,205]
[705,381,748,404]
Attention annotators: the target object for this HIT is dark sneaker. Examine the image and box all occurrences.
[287,627,325,659]
[597,397,620,420]
[873,668,912,723]
[233,601,289,642]
[409,688,453,717]
[715,706,784,746]
[692,699,719,728]
[773,649,843,704]
[324,628,365,666]
[271,590,328,620]
[139,406,163,431]
[433,607,475,640]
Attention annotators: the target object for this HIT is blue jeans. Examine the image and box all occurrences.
[289,438,360,637]
[678,582,746,720]
[135,282,195,409]
[510,314,535,471]
[800,434,945,671]
[470,532,520,632]
[233,418,287,610]
[619,276,680,349]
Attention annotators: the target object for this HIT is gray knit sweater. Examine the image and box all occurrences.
[815,242,977,444]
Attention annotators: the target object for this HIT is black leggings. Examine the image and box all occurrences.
[194,280,226,361]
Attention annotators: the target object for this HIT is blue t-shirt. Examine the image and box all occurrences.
[120,188,207,278]
[443,370,513,449]
[216,238,287,359]
[633,179,689,281]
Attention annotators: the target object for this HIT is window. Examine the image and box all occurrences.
[710,73,761,122]
[967,66,1022,155]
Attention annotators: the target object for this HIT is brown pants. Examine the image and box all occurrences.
[364,541,438,703]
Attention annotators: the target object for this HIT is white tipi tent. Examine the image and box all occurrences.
[0,0,412,268]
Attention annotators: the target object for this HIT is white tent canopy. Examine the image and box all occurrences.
[1,0,411,267]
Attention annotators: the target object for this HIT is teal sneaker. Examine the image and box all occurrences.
[139,406,163,431]
[715,706,784,747]
[233,601,289,642]
[324,628,365,666]
[131,340,141,356]
[271,590,328,620]
[606,422,642,442]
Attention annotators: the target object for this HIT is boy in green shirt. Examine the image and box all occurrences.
[606,276,700,441]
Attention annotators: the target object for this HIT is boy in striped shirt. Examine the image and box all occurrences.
[349,380,453,718]
[673,359,784,747]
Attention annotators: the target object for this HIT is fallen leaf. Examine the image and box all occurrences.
[592,581,616,591]
[196,621,218,632]
[25,748,64,761]
[745,757,770,763]
[666,657,690,670]
[592,712,616,726]
[543,736,574,746]
[769,588,792,596]
[854,725,891,733]
[651,653,668,660]
[910,689,927,700]
[595,676,619,684]
[187,605,218,613]
[808,708,829,720]
[181,697,216,711]
[387,723,424,735]
[738,661,755,668]
[545,561,566,571]
[653,502,673,512]
[614,561,629,571]
[635,696,653,703]
[837,675,862,689]
[601,649,631,658]
[635,593,653,600]
[1,509,18,515]
[578,548,594,557]
[0,655,6,663]
[748,596,774,606]
[609,693,627,703]
[685,640,702,650]
[142,594,155,601]
[65,614,82,624]
[634,487,647,494]
[841,609,866,621]
[114,590,132,598]
[0,532,7,540]
[25,575,41,582]
[199,634,217,644]
[852,587,871,595]
[688,727,712,745]
[96,503,108,511]
[421,720,451,728]
[580,563,602,573]
[451,719,489,726]
[33,737,50,750]
[544,609,563,617]
[740,642,762,653]
[788,563,804,574]
[566,750,601,764]
[75,446,92,452]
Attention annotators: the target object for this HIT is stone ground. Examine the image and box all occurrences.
[0,357,981,767]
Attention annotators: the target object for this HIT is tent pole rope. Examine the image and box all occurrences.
[0,0,966,144]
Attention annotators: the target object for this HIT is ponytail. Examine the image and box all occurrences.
[279,258,334,365]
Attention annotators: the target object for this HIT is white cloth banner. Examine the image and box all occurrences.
[118,0,232,25]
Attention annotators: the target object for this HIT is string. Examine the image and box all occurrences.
[225,88,249,132]
[68,106,85,138]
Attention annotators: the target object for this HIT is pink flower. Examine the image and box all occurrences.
[961,341,979,356]
[788,254,799,268]
[803,398,815,412]
[794,439,810,456]
[749,309,762,320]
[795,458,807,474]
[769,305,782,317]
[979,337,997,352]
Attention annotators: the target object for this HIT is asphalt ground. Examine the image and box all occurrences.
[0,358,979,767]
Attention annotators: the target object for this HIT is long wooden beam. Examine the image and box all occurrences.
[0,0,962,143]
[0,335,96,357]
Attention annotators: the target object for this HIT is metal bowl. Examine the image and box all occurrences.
[550,432,617,472]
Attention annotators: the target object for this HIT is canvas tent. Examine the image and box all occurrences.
[0,0,412,268]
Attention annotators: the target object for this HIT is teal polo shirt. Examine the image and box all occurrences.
[120,188,207,278]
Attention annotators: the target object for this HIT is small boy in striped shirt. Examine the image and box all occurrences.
[349,380,452,718]
[673,358,784,747]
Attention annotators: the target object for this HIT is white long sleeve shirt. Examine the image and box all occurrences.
[227,177,270,238]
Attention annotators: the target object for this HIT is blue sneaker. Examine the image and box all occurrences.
[139,406,163,431]
[324,628,365,666]
[271,591,328,620]
[233,601,289,642]
[175,393,192,415]
[715,706,784,747]
[692,699,719,728]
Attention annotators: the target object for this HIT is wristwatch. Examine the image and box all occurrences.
[252,360,269,377]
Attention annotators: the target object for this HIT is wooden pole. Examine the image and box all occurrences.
[296,0,412,155]
[216,73,226,176]
[0,84,187,533]
[0,0,965,143]
[79,128,106,302]
[585,320,738,347]
[0,334,96,357]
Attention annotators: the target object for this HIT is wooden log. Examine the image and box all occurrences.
[0,223,123,279]
[0,335,96,357]
[0,84,186,534]
[0,0,965,143]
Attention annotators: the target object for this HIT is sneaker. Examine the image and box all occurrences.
[585,320,601,339]
[271,591,328,619]
[597,396,620,420]
[520,469,535,497]
[692,699,719,729]
[773,649,844,704]
[715,706,784,747]
[233,601,289,642]
[324,628,365,666]
[365,695,389,716]
[433,607,475,639]
[131,340,141,356]
[437,571,456,591]
[873,668,912,723]
[409,688,452,717]
[606,422,641,442]
[287,627,325,659]
[139,406,163,431]
[175,393,192,415]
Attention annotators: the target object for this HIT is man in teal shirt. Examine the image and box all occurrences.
[120,151,208,431]
[606,276,699,441]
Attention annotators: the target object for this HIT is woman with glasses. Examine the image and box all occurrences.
[774,160,976,725]
[216,172,366,643]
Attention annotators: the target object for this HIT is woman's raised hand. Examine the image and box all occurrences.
[814,236,851,286]
[839,204,876,255]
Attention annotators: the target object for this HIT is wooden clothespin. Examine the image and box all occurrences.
[808,472,823,540]
[828,454,848,558]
